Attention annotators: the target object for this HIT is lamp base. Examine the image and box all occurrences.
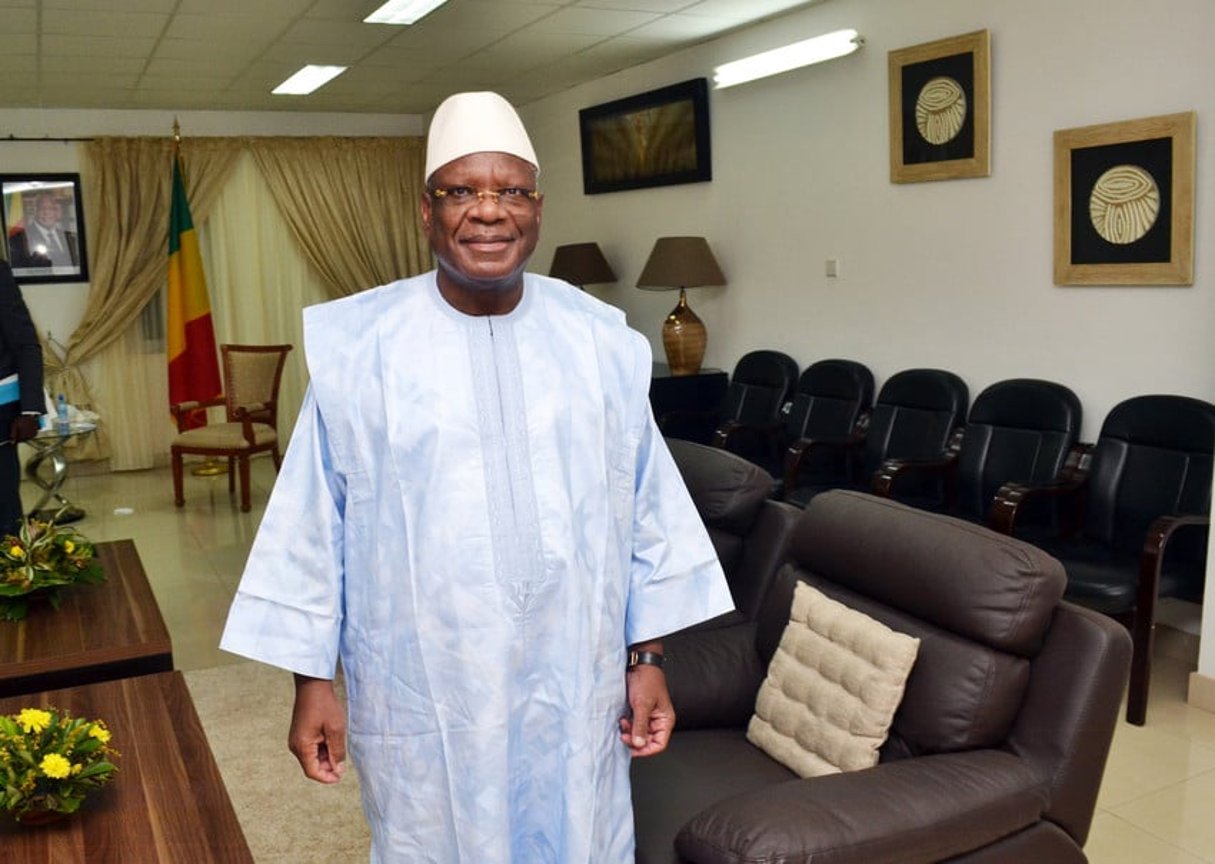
[661,288,706,376]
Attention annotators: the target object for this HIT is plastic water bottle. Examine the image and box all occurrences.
[56,394,70,435]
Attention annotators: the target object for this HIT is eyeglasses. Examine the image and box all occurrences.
[428,185,541,211]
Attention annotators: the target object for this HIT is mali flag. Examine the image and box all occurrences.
[166,155,221,429]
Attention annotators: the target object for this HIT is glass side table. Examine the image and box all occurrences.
[23,421,96,524]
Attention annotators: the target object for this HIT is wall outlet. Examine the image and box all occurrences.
[825,258,839,278]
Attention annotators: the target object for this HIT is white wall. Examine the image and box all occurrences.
[0,108,423,347]
[519,0,1215,671]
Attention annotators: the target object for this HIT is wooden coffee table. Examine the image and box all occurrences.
[0,539,173,698]
[0,671,253,862]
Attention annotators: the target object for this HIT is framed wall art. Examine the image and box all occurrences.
[888,30,990,183]
[1053,111,1195,286]
[579,78,711,195]
[0,173,90,285]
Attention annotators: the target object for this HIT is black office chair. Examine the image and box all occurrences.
[784,368,968,508]
[767,359,874,496]
[707,350,800,467]
[990,393,1215,725]
[874,378,1082,525]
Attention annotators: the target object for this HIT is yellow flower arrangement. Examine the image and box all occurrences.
[0,706,119,821]
[0,515,105,622]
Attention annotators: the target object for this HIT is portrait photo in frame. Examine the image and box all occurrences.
[1053,111,1195,286]
[579,78,711,195]
[888,30,990,183]
[0,173,90,285]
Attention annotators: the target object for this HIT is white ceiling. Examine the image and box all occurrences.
[0,0,820,115]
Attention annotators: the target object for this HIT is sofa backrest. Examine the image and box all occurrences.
[668,438,798,618]
[757,490,1066,757]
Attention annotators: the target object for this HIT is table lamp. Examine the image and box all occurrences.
[636,236,726,376]
[548,242,617,288]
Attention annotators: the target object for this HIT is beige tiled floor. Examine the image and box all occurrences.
[39,458,1215,863]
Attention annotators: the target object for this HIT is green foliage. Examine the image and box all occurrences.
[0,514,105,622]
[0,706,119,820]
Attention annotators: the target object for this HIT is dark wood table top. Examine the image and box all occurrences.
[0,539,173,698]
[0,671,253,862]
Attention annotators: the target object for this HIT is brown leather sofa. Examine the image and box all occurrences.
[667,439,800,630]
[634,489,1131,864]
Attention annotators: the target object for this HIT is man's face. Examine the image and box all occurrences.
[421,152,542,299]
[35,196,62,228]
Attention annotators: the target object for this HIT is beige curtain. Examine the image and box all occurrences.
[47,137,242,460]
[89,135,428,469]
[202,152,332,445]
[249,137,431,298]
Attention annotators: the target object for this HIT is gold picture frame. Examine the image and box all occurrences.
[1053,111,1195,286]
[888,30,990,183]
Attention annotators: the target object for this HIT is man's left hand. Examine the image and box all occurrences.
[10,415,39,444]
[620,665,675,758]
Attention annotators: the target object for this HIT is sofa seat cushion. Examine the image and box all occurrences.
[748,582,920,776]
[631,728,796,864]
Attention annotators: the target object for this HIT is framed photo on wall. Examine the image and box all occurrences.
[0,173,90,285]
[579,78,711,195]
[1053,111,1195,286]
[888,30,990,183]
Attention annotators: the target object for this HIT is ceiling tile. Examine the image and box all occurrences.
[41,9,169,37]
[0,0,810,113]
[41,34,158,58]
[529,6,661,34]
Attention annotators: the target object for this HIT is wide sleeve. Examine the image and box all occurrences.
[0,262,44,412]
[624,341,733,646]
[219,386,347,679]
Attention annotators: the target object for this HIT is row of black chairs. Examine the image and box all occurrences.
[657,350,1214,726]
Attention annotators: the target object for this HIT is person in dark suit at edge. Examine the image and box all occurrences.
[0,260,45,534]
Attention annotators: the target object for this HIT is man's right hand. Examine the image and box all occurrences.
[289,675,348,784]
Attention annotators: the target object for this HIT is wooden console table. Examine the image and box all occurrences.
[0,539,173,698]
[650,362,728,444]
[0,671,253,862]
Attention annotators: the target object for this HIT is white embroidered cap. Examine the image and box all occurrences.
[425,91,539,181]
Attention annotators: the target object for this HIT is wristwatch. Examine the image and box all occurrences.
[627,649,665,670]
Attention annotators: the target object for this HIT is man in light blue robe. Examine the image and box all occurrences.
[220,91,732,862]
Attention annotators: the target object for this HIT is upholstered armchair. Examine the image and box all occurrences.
[989,393,1214,725]
[667,439,800,630]
[633,491,1130,864]
[171,343,292,513]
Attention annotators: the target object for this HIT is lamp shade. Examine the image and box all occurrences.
[636,237,726,376]
[549,242,617,286]
[636,236,726,290]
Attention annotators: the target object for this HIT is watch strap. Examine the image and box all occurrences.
[627,649,665,670]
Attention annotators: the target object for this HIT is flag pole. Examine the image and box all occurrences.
[169,117,227,479]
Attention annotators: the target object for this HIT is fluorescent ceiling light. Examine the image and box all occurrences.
[713,28,863,89]
[363,0,450,25]
[272,65,348,96]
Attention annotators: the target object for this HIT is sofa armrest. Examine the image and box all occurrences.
[664,622,765,731]
[676,750,1048,864]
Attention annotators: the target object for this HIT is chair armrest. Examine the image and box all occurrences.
[676,750,1049,864]
[170,397,225,432]
[1128,513,1210,724]
[782,433,864,498]
[233,402,274,444]
[663,622,765,731]
[989,442,1095,535]
[872,452,958,498]
[711,418,781,450]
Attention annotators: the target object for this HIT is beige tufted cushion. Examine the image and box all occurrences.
[172,422,277,450]
[747,582,920,777]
